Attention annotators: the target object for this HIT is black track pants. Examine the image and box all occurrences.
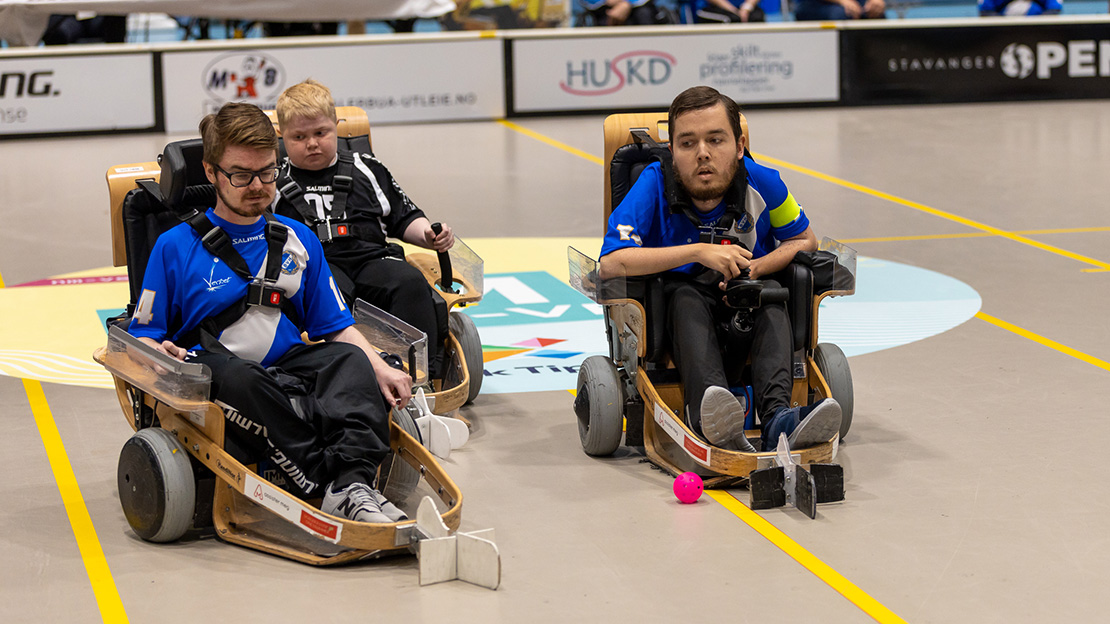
[665,280,793,435]
[330,256,449,378]
[188,341,391,497]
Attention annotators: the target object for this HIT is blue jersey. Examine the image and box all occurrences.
[979,0,1061,14]
[600,156,809,274]
[128,209,353,367]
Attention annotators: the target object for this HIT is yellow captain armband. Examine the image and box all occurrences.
[769,192,804,229]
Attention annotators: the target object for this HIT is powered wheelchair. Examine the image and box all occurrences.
[94,109,498,585]
[569,113,857,517]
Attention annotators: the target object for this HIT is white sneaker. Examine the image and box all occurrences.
[369,489,408,522]
[321,482,392,524]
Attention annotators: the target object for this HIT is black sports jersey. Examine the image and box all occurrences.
[273,150,426,270]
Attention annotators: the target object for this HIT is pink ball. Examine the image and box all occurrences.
[673,472,703,504]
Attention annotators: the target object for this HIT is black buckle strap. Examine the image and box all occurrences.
[314,217,351,243]
[247,279,284,308]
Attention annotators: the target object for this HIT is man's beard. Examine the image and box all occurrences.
[677,157,740,203]
[215,184,271,219]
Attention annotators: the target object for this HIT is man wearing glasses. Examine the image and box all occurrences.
[128,102,414,525]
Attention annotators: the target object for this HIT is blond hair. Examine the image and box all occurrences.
[276,79,337,130]
[199,102,278,165]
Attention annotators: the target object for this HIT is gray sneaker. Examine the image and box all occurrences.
[787,399,843,450]
[321,482,393,524]
[700,386,756,452]
[369,489,408,522]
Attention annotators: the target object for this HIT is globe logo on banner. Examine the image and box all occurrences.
[560,51,675,96]
[1000,43,1035,79]
[202,52,286,104]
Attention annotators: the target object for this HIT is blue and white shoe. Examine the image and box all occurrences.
[760,399,842,451]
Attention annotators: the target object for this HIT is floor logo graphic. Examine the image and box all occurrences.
[0,256,981,394]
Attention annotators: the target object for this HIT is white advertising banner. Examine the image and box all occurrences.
[0,54,154,135]
[512,30,839,112]
[163,40,505,133]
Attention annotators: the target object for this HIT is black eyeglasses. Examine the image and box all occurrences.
[214,164,280,187]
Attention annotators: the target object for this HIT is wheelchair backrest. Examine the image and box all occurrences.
[602,111,749,232]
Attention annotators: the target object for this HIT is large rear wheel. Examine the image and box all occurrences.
[575,356,624,456]
[814,342,854,440]
[449,311,484,404]
[117,428,196,543]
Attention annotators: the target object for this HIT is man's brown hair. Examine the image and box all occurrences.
[198,102,278,165]
[667,86,742,143]
[275,79,337,131]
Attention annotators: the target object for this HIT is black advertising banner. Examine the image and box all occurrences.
[841,22,1110,105]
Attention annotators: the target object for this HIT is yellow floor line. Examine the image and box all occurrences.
[498,119,604,165]
[708,490,908,624]
[497,118,1110,270]
[976,311,1110,373]
[842,227,1110,245]
[3,263,126,624]
[752,152,1110,271]
[23,378,129,623]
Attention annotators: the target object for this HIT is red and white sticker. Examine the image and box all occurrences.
[244,474,342,543]
[653,402,711,467]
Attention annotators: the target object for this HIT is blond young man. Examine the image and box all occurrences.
[129,102,411,524]
[273,80,454,379]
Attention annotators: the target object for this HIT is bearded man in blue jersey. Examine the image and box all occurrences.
[599,86,841,453]
[128,102,414,524]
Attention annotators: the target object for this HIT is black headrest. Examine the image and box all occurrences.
[158,139,212,212]
[610,142,671,210]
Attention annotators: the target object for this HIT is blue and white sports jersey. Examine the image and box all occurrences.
[128,209,353,367]
[979,0,1061,14]
[600,156,809,274]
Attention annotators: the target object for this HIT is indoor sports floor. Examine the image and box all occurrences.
[2,99,1108,623]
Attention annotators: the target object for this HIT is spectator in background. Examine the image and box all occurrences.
[794,0,885,19]
[979,0,1060,15]
[577,0,676,25]
[694,0,766,22]
[41,14,127,45]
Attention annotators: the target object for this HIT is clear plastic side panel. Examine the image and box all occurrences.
[818,237,857,295]
[449,237,484,301]
[352,299,429,386]
[567,246,599,303]
[105,325,211,412]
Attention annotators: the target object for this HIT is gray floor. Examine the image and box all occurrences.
[3,100,1109,623]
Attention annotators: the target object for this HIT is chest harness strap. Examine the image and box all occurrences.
[172,211,300,351]
[277,152,356,243]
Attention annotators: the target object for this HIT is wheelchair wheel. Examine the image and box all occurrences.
[117,428,196,543]
[575,356,624,456]
[449,311,483,404]
[815,343,854,440]
[380,407,422,503]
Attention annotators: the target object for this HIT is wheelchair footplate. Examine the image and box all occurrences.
[748,434,844,519]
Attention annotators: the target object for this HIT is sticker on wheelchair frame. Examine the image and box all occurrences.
[243,473,343,544]
[653,402,712,467]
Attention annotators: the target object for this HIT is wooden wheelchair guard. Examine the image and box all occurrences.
[579,112,855,517]
[94,329,500,587]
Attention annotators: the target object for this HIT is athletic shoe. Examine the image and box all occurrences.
[369,488,408,522]
[321,482,393,524]
[700,386,756,452]
[760,399,842,452]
